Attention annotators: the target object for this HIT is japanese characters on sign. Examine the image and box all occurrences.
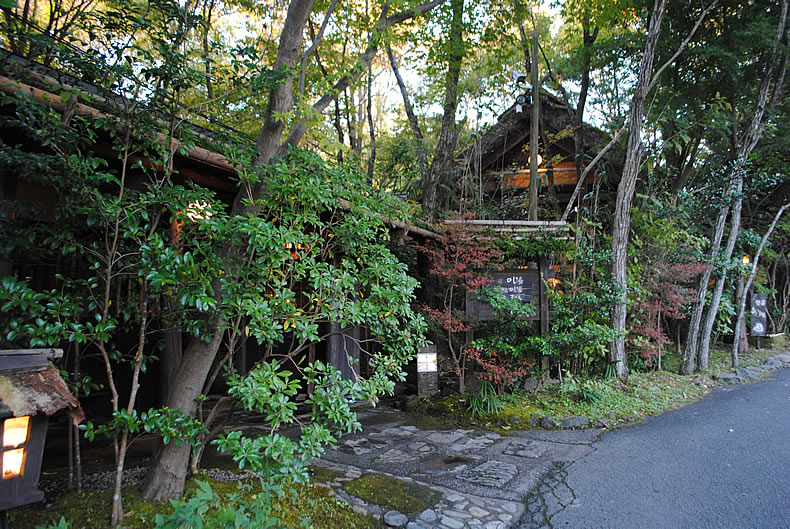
[465,270,539,321]
[493,274,531,301]
[750,293,768,337]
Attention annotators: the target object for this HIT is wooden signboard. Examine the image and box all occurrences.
[750,293,768,337]
[465,264,553,329]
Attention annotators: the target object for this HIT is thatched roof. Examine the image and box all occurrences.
[0,349,84,424]
[465,89,618,175]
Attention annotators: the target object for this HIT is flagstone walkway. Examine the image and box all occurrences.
[311,411,603,529]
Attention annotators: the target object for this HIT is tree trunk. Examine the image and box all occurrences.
[142,326,227,500]
[345,89,359,152]
[571,16,598,215]
[528,27,539,221]
[386,42,429,178]
[695,0,787,369]
[142,0,446,500]
[610,0,668,377]
[733,269,749,363]
[70,340,82,491]
[696,175,742,371]
[423,0,464,224]
[111,431,129,526]
[144,0,318,501]
[160,326,183,405]
[681,201,729,374]
[366,64,376,181]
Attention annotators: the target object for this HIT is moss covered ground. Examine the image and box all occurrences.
[407,346,784,430]
[11,473,379,529]
[342,473,441,514]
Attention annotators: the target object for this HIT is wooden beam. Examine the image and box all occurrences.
[444,219,567,226]
[0,348,63,358]
[0,76,238,174]
[494,227,570,233]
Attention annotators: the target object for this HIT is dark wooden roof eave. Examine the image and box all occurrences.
[467,89,617,174]
[0,74,239,175]
[0,61,439,240]
[0,349,85,424]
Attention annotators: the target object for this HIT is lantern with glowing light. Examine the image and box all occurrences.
[416,345,439,398]
[0,349,83,519]
[0,410,47,511]
[285,241,304,260]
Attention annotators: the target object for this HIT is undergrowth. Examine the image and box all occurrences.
[12,473,378,529]
[408,345,785,430]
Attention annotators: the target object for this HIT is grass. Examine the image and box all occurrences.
[407,344,787,430]
[11,472,380,529]
[504,371,710,424]
[662,344,779,374]
[342,473,441,514]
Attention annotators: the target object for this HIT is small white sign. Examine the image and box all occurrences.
[417,352,438,373]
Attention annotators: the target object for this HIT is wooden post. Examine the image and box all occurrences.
[538,256,550,372]
[529,28,540,221]
[307,343,315,394]
[538,256,549,334]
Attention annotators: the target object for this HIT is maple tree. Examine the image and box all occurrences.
[418,218,503,392]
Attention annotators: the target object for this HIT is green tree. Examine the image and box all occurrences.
[1,1,443,521]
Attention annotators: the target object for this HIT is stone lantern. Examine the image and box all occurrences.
[417,345,439,398]
[0,349,83,527]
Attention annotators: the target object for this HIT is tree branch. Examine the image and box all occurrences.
[281,0,446,152]
[561,0,717,222]
[646,1,718,94]
[296,0,340,102]
[560,124,626,220]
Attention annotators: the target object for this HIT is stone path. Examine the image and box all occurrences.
[309,351,790,529]
[312,418,602,528]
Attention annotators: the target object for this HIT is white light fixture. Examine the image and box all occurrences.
[417,352,438,373]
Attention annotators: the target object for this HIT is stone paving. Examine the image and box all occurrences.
[519,464,573,529]
[314,460,522,529]
[311,414,601,528]
[310,352,790,528]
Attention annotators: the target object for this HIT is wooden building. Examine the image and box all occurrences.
[0,50,437,409]
[465,89,621,216]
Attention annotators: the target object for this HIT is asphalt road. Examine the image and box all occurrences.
[522,367,790,529]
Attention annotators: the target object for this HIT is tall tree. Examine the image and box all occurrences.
[605,0,716,376]
[682,0,788,373]
[732,204,789,365]
[422,0,465,223]
[142,0,446,501]
[610,0,668,377]
[386,42,429,178]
